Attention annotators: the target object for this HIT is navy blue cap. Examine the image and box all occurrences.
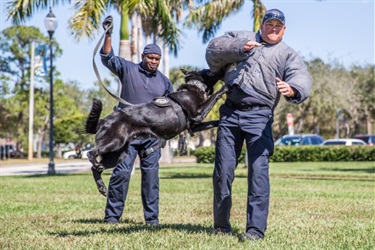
[143,43,162,56]
[262,9,285,25]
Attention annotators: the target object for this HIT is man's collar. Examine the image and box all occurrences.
[138,63,157,76]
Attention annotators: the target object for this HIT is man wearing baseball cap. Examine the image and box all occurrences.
[206,8,312,240]
[99,16,173,226]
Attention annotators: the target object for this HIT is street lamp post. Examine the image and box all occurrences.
[44,8,58,175]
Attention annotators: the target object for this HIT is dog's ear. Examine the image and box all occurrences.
[181,69,188,75]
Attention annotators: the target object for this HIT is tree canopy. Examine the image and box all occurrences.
[1,22,374,158]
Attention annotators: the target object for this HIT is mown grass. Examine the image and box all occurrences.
[0,161,374,249]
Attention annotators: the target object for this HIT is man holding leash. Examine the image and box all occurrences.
[205,9,312,240]
[100,16,174,225]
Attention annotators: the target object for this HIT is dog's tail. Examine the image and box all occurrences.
[85,99,103,134]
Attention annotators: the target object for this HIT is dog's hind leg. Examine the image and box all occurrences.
[87,148,106,171]
[90,149,127,196]
[91,166,107,197]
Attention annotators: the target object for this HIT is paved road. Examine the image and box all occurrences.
[0,161,92,176]
[0,157,196,176]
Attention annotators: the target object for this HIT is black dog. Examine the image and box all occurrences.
[85,69,226,196]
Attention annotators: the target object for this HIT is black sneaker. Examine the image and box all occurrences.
[214,227,232,235]
[103,219,119,225]
[240,232,262,241]
[146,221,160,227]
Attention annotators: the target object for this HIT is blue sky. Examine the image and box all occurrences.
[1,0,374,90]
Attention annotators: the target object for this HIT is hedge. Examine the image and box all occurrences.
[193,146,375,163]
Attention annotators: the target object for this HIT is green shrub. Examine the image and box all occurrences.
[194,146,247,164]
[194,147,215,163]
[194,145,375,163]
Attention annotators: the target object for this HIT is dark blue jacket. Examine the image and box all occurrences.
[101,48,174,108]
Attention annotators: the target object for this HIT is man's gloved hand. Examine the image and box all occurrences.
[102,15,113,35]
[178,135,187,156]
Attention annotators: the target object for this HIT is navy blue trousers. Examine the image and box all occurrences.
[104,137,161,224]
[213,104,274,237]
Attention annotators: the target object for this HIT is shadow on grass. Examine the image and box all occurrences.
[48,218,238,237]
[22,173,74,178]
[320,167,374,174]
[273,173,374,182]
[160,173,212,179]
[21,173,88,179]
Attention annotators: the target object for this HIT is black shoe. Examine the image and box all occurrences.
[146,221,159,226]
[240,232,262,241]
[214,227,232,235]
[103,219,119,225]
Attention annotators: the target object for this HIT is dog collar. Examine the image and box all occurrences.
[187,79,206,93]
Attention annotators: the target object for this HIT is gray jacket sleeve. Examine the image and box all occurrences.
[206,30,312,105]
[205,31,251,73]
[282,47,312,104]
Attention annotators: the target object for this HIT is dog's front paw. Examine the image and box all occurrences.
[92,164,105,172]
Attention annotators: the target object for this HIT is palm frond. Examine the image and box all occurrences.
[68,0,107,41]
[154,0,182,55]
[252,0,266,32]
[6,0,65,25]
[136,0,182,56]
[184,0,245,43]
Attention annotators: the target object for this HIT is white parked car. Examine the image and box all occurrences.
[321,138,367,146]
[63,149,90,159]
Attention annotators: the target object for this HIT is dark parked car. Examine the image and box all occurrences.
[274,134,324,146]
[352,134,375,146]
[0,144,21,160]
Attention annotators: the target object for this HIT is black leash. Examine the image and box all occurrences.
[92,24,133,106]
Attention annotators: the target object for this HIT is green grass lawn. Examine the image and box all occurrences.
[1,161,374,249]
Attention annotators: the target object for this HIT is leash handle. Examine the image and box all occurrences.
[92,25,133,106]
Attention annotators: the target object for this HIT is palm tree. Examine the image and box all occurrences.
[6,0,267,73]
[184,0,266,44]
[5,0,182,60]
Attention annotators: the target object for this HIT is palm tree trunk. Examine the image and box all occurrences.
[137,13,142,62]
[118,10,130,94]
[252,0,266,32]
[119,10,131,59]
[163,44,169,77]
[130,12,138,62]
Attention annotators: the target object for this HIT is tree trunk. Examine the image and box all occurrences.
[130,12,138,62]
[252,0,266,32]
[163,43,169,77]
[36,115,48,158]
[119,10,131,60]
[137,14,142,62]
[366,111,373,134]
